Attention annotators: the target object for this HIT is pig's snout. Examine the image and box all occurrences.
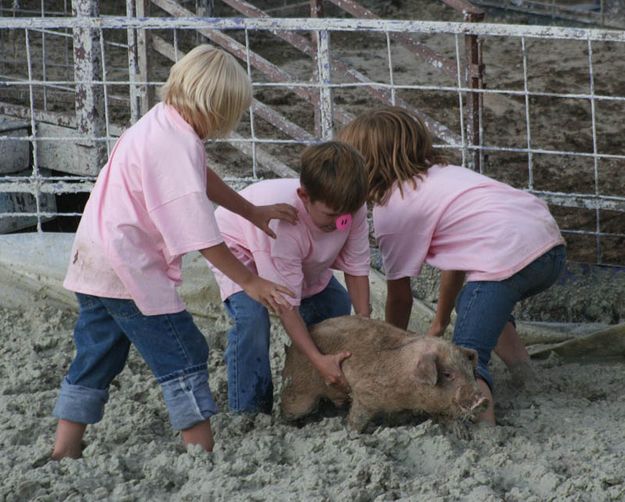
[454,388,489,417]
[470,395,489,414]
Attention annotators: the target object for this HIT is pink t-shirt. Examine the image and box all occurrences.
[374,164,565,282]
[210,178,370,306]
[63,103,224,315]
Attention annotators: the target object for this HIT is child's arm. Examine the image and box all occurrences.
[344,273,371,317]
[279,308,351,392]
[205,167,297,238]
[200,242,294,313]
[427,270,466,337]
[385,277,413,330]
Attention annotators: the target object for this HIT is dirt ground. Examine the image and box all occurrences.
[1,302,624,501]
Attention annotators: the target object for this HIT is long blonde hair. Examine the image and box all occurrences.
[160,45,252,139]
[337,107,446,206]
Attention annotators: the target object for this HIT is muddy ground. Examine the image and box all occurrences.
[1,302,624,501]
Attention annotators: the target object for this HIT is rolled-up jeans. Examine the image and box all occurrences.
[453,244,566,389]
[53,293,217,431]
[223,276,352,414]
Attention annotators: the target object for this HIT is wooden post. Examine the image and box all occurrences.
[71,0,106,170]
[310,0,326,139]
[129,0,154,119]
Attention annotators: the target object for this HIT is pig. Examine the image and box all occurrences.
[280,315,488,432]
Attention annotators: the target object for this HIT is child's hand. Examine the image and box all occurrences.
[250,204,298,239]
[243,276,295,314]
[314,352,352,393]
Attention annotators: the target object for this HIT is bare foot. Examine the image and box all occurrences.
[51,441,85,460]
[181,419,214,452]
[51,419,87,460]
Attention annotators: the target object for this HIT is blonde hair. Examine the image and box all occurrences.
[337,107,446,206]
[300,141,368,214]
[160,45,252,139]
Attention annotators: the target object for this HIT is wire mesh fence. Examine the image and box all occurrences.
[0,13,624,265]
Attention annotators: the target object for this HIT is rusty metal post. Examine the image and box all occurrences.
[463,8,485,172]
[72,0,106,169]
[439,0,485,171]
[310,0,325,138]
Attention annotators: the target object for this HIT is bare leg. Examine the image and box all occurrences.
[476,379,496,426]
[181,419,214,452]
[52,419,87,460]
[494,322,534,388]
[494,321,529,368]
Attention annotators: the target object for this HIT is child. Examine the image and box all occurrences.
[51,45,297,459]
[337,107,566,425]
[209,141,371,414]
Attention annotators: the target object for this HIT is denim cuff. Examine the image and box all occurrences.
[160,370,218,430]
[52,377,109,424]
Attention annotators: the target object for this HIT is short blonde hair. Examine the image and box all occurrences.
[337,107,446,206]
[160,45,252,139]
[300,141,368,214]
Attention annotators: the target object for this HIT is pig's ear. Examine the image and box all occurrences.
[414,352,438,386]
[460,347,478,369]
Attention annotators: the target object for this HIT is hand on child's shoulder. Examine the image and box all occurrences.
[250,204,298,239]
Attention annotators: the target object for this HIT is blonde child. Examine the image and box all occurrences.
[51,45,297,459]
[209,141,371,414]
[338,107,566,425]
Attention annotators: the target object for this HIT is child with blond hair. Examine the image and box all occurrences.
[338,107,566,425]
[52,45,296,459]
[210,141,371,414]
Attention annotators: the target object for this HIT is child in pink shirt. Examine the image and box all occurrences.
[209,141,371,414]
[338,107,566,425]
[52,45,296,459]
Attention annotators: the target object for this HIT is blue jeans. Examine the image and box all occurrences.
[453,245,566,389]
[53,294,218,430]
[223,276,351,414]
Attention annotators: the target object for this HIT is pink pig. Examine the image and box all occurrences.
[280,315,489,432]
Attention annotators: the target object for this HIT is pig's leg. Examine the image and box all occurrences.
[347,399,374,432]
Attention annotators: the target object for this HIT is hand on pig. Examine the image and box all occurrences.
[312,352,352,393]
[280,316,488,432]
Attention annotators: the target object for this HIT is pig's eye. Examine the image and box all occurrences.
[442,370,454,380]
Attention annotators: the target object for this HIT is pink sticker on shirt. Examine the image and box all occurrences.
[336,213,352,231]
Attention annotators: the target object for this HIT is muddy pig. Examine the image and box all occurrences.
[280,315,488,432]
